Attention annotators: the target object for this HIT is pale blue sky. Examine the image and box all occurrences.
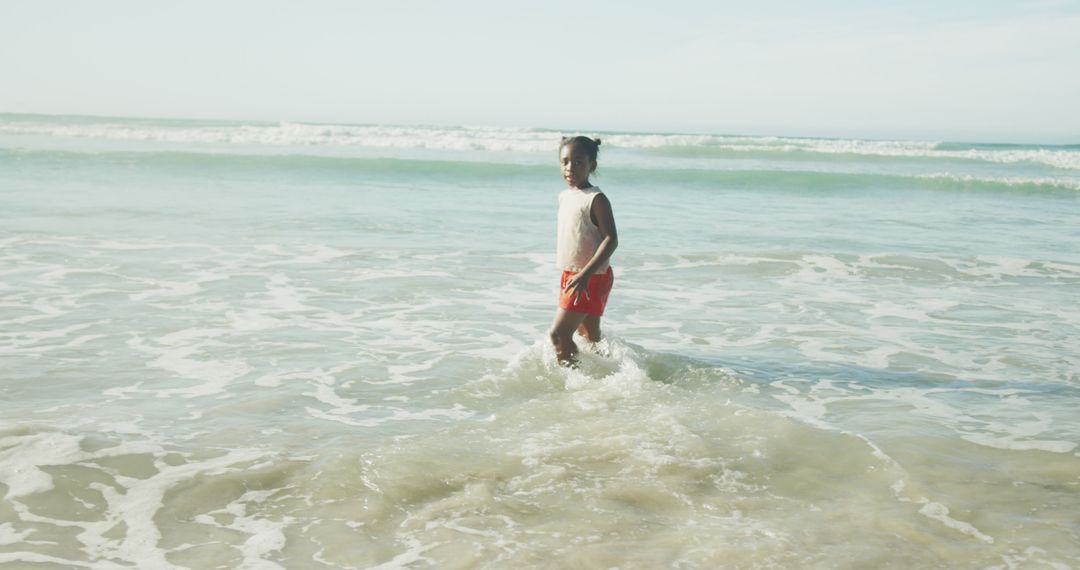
[2,0,1078,142]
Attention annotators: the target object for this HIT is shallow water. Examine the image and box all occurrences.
[1,114,1079,568]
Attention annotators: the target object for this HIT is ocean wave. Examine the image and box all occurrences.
[912,172,1080,191]
[3,114,1078,170]
[0,117,560,152]
[3,146,1077,192]
[625,166,1080,192]
[630,135,1080,171]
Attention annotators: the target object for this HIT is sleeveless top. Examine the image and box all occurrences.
[556,186,609,273]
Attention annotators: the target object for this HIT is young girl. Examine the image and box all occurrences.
[548,136,618,366]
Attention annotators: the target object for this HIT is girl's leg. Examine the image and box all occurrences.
[576,315,602,343]
[549,308,588,366]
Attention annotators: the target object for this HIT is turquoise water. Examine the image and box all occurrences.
[1,113,1078,568]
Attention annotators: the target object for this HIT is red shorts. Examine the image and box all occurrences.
[558,267,614,316]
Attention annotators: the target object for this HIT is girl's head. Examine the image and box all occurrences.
[559,136,601,189]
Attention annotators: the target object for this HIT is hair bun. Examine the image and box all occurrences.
[594,138,601,146]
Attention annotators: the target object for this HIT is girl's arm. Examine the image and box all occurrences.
[564,194,618,297]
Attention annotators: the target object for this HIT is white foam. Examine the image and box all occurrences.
[1,322,106,355]
[0,120,559,153]
[304,372,371,415]
[0,552,100,568]
[0,297,69,328]
[366,542,438,570]
[385,361,437,384]
[960,410,1078,453]
[763,380,1017,550]
[127,278,204,301]
[5,118,1078,170]
[194,489,293,570]
[227,309,283,332]
[629,134,1080,171]
[0,428,276,567]
[305,405,474,428]
[0,431,85,499]
[918,501,994,544]
[770,379,1080,457]
[82,448,268,567]
[126,334,252,399]
[254,369,314,388]
[961,433,1076,453]
[917,172,1080,191]
[0,522,34,546]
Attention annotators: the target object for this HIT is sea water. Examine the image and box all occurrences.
[1,113,1078,569]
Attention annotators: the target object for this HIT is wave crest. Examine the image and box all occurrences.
[3,114,1078,170]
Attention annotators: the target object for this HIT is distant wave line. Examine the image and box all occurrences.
[3,147,1076,192]
[2,114,1078,170]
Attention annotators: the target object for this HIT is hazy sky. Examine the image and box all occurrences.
[2,0,1078,141]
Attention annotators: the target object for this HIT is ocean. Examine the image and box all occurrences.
[1,113,1078,569]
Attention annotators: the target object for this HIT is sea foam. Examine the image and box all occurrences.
[3,114,1079,171]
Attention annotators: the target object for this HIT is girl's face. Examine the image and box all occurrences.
[560,144,595,189]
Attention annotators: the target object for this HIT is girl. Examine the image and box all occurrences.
[548,136,618,366]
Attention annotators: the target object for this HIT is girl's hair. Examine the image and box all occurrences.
[560,135,602,163]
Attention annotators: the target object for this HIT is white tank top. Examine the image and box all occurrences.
[556,186,609,272]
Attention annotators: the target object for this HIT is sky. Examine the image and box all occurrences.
[1,0,1078,142]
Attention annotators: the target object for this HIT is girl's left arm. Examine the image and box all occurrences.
[589,193,619,271]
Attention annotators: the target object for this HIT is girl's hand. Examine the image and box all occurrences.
[564,271,592,304]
